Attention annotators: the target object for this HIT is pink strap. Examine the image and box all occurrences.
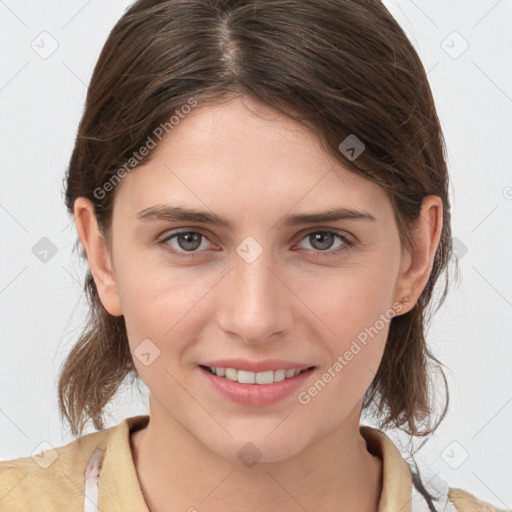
[83,448,104,512]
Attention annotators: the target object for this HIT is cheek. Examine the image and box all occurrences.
[115,256,216,360]
[298,262,397,389]
[295,280,393,421]
[117,276,195,390]
[306,262,397,336]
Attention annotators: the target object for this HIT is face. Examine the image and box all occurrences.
[87,96,419,462]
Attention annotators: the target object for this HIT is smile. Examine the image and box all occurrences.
[203,366,313,385]
[198,365,317,406]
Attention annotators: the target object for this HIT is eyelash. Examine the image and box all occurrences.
[158,229,355,259]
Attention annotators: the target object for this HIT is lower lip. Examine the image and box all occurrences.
[198,365,316,406]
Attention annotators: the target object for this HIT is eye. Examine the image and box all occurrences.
[296,230,354,256]
[159,229,354,259]
[160,230,212,258]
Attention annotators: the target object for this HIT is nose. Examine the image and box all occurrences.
[216,242,293,345]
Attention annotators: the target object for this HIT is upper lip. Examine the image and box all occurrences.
[201,359,315,373]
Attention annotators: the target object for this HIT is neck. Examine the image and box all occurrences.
[131,400,383,512]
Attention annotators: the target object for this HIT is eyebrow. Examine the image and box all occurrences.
[135,204,377,229]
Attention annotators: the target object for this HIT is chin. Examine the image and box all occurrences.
[197,426,310,466]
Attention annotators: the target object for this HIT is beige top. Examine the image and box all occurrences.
[0,415,504,511]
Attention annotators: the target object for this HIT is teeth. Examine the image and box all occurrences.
[225,368,237,381]
[208,366,307,384]
[274,369,286,382]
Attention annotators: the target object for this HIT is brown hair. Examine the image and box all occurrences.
[60,0,456,449]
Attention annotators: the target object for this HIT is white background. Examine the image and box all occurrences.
[0,0,511,509]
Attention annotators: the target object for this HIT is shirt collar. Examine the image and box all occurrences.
[360,425,413,512]
[99,415,150,511]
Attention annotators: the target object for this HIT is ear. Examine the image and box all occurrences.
[74,197,123,316]
[392,195,443,316]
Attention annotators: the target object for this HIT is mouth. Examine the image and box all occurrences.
[199,365,316,385]
[198,363,317,406]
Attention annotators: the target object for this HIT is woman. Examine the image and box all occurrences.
[0,1,504,511]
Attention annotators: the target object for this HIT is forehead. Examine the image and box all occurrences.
[113,97,391,223]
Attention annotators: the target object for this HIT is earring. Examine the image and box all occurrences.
[400,295,410,305]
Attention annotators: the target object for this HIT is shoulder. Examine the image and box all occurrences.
[0,422,116,511]
[448,487,509,512]
[360,425,507,512]
[410,464,507,512]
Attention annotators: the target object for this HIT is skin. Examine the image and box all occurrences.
[74,95,443,512]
